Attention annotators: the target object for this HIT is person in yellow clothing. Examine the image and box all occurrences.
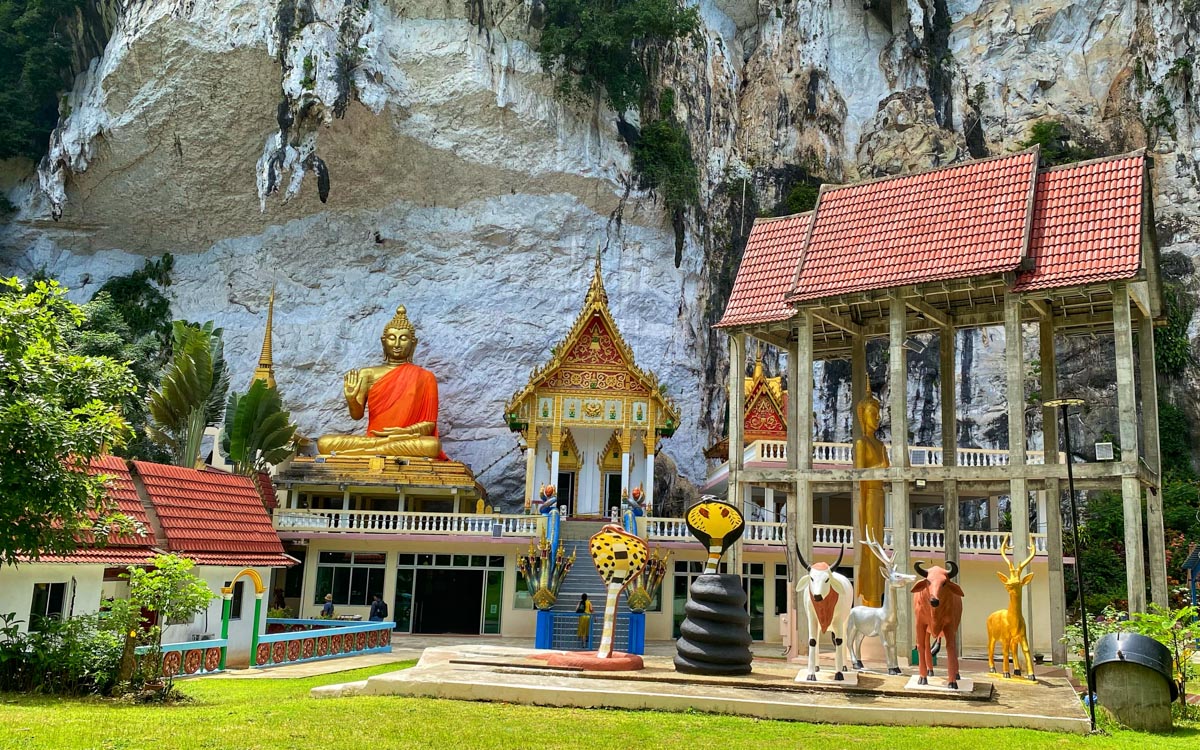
[576,594,592,643]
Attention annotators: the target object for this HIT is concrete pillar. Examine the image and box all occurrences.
[851,334,867,595]
[620,451,631,497]
[1039,309,1067,664]
[1006,294,1033,651]
[940,325,959,563]
[888,294,912,654]
[988,496,1000,531]
[728,333,747,573]
[644,440,656,515]
[1139,310,1168,607]
[523,432,537,512]
[1114,285,1147,614]
[764,488,775,520]
[787,314,814,657]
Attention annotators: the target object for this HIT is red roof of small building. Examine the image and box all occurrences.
[790,151,1038,302]
[715,212,812,328]
[133,461,292,568]
[1012,153,1146,291]
[28,456,160,565]
[717,149,1149,327]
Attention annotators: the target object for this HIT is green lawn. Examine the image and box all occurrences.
[0,662,1196,749]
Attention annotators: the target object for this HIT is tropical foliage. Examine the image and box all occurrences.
[535,0,699,115]
[221,379,297,475]
[146,321,229,467]
[124,554,214,690]
[0,0,85,160]
[0,277,135,565]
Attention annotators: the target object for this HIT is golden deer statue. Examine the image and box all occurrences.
[986,536,1037,680]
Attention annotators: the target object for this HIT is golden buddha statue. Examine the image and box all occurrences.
[315,305,448,459]
[854,388,889,607]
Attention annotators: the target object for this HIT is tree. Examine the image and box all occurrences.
[0,277,135,566]
[221,379,297,475]
[124,554,214,688]
[146,321,229,467]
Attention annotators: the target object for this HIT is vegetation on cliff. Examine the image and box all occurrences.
[0,0,84,160]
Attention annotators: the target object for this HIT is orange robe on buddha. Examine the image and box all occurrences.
[366,364,448,461]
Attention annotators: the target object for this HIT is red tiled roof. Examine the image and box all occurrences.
[790,151,1038,301]
[1012,153,1145,291]
[255,471,278,510]
[21,457,160,565]
[715,212,812,328]
[133,462,291,567]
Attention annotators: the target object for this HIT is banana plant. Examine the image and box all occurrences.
[146,321,230,467]
[221,379,297,475]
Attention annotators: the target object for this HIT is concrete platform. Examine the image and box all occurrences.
[313,644,1089,733]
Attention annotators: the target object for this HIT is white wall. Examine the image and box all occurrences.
[0,564,106,633]
[161,566,271,667]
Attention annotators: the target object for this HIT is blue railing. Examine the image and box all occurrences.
[254,618,393,667]
[134,638,229,677]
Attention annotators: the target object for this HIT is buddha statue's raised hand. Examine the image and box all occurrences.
[344,369,363,399]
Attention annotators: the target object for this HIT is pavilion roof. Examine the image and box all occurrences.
[717,149,1149,328]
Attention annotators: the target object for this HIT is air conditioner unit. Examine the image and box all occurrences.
[1095,442,1115,461]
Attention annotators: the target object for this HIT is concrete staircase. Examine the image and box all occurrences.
[549,519,633,651]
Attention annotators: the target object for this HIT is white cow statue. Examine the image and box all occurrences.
[846,529,918,674]
[795,545,853,681]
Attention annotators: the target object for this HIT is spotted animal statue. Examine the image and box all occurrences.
[912,561,964,689]
[795,545,852,681]
[986,537,1037,680]
[846,529,917,674]
[588,524,648,658]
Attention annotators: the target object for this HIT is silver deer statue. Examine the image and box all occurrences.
[846,528,917,674]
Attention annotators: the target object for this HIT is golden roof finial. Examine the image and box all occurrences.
[586,246,608,306]
[753,341,764,380]
[251,285,277,389]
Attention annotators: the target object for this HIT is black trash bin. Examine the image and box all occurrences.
[1091,632,1177,731]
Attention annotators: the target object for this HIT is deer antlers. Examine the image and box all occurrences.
[861,527,894,569]
[999,536,1036,576]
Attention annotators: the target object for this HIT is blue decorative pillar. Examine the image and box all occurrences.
[535,609,554,649]
[627,611,645,655]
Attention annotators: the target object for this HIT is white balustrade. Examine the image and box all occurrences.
[730,440,1052,468]
[273,509,535,536]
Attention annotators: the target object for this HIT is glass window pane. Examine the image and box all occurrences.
[775,564,788,578]
[484,571,503,634]
[332,567,351,605]
[354,552,386,566]
[488,556,504,568]
[750,563,764,576]
[314,567,334,605]
[453,555,469,568]
[471,555,487,568]
[674,561,688,573]
[398,554,415,567]
[367,568,385,604]
[393,569,414,632]
[417,554,434,567]
[350,568,369,606]
[435,555,451,567]
[319,551,352,565]
[513,570,532,610]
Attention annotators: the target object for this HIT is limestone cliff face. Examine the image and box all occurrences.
[0,0,1197,502]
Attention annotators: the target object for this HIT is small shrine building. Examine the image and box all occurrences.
[504,260,680,516]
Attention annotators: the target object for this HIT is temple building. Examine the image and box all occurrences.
[714,148,1166,661]
[504,259,680,517]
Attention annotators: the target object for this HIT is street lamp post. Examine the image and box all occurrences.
[1045,397,1095,732]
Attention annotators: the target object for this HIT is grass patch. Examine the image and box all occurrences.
[1,660,1198,748]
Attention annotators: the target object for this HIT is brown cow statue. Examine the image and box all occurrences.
[912,561,964,689]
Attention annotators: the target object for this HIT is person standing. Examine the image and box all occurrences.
[321,593,335,618]
[369,594,388,622]
[575,593,592,644]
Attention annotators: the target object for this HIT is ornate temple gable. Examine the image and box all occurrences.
[505,256,680,436]
[745,389,786,435]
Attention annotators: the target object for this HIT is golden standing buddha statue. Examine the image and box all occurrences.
[854,389,889,608]
[315,305,448,459]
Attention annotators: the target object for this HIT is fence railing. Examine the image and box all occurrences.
[255,619,393,668]
[274,509,539,536]
[134,638,228,678]
[744,440,1060,468]
[646,521,1047,556]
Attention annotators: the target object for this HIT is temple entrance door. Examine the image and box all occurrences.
[556,471,576,516]
[413,569,484,634]
[602,473,623,517]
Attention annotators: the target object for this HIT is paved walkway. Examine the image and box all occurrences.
[208,634,1073,681]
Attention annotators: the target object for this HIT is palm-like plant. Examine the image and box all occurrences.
[146,321,230,467]
[221,379,297,474]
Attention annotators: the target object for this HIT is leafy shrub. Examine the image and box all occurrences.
[1154,283,1194,377]
[1018,120,1093,166]
[0,611,125,695]
[536,0,699,115]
